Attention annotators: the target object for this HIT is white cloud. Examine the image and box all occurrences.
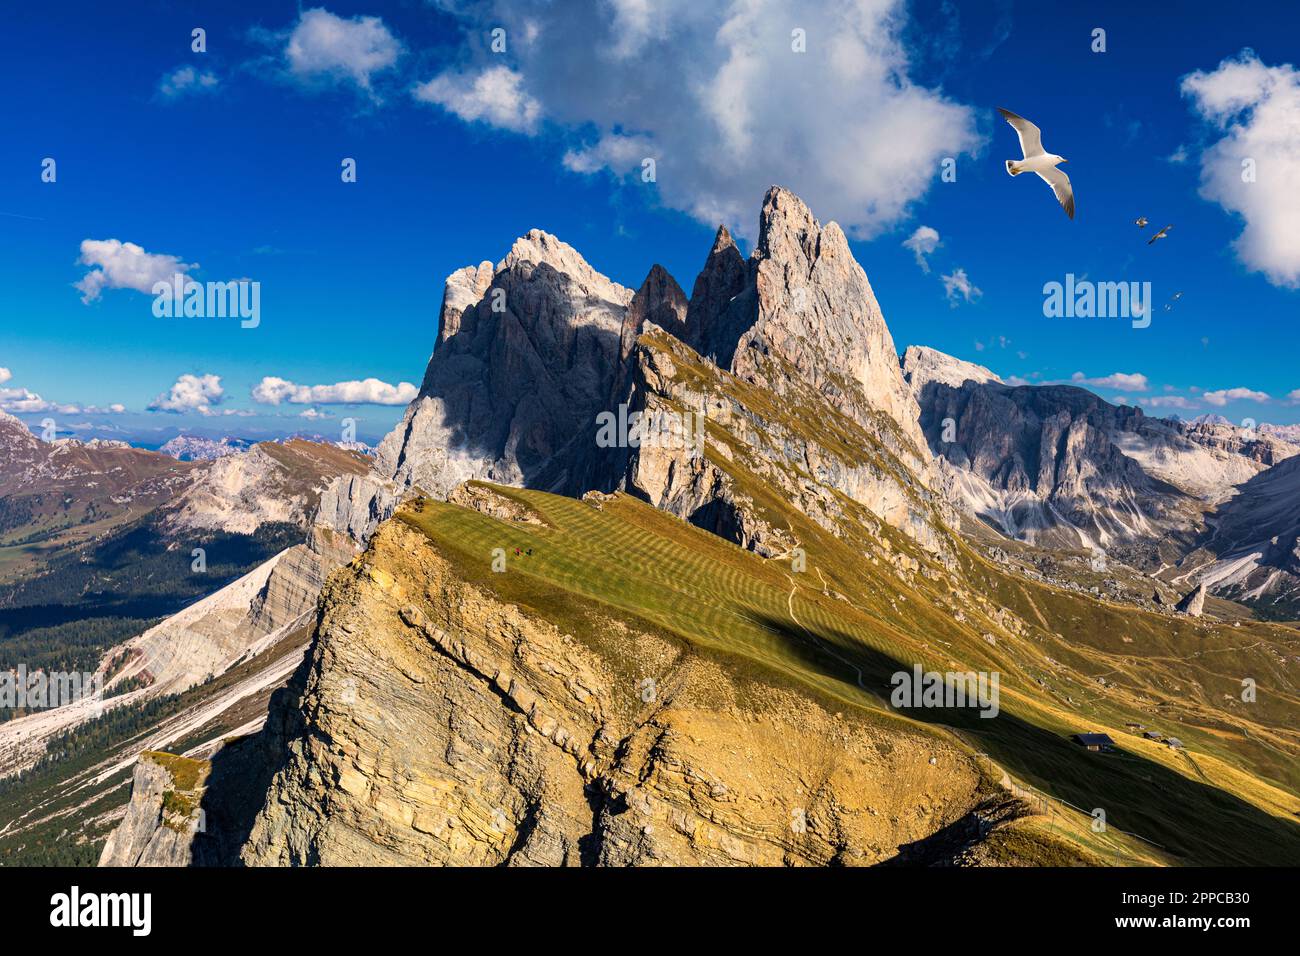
[0,387,125,415]
[149,374,225,414]
[298,407,332,419]
[1203,386,1270,406]
[1166,144,1188,164]
[902,225,941,272]
[158,65,219,99]
[1288,388,1300,403]
[414,65,541,134]
[284,8,402,92]
[0,368,126,414]
[1071,371,1150,392]
[1138,395,1198,410]
[940,267,981,305]
[1181,51,1300,288]
[418,0,981,239]
[252,376,417,405]
[75,239,197,304]
[563,132,655,174]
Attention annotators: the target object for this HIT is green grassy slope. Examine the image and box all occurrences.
[400,483,1300,866]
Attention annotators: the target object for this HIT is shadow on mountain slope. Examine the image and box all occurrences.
[750,612,1300,866]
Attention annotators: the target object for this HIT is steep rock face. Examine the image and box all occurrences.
[112,526,355,698]
[240,517,986,867]
[727,188,929,466]
[621,263,688,361]
[98,753,208,867]
[1177,451,1300,611]
[245,526,357,635]
[909,365,1216,549]
[685,226,749,364]
[906,347,1298,563]
[683,189,929,476]
[609,329,949,555]
[326,230,634,540]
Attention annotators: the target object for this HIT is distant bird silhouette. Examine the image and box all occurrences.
[1135,216,1149,228]
[998,107,1074,219]
[1148,224,1173,245]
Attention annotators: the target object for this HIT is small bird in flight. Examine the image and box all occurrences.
[1135,216,1149,228]
[1148,224,1173,245]
[998,107,1074,219]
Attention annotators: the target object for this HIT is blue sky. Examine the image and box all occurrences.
[2,0,1298,446]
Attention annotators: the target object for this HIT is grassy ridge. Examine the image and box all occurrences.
[400,484,1300,865]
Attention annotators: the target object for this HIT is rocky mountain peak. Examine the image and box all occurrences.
[435,260,494,348]
[902,345,1003,393]
[684,225,748,360]
[754,184,824,267]
[728,186,928,459]
[623,263,688,359]
[500,229,632,304]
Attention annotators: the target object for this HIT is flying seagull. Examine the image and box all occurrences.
[998,107,1074,219]
[1135,216,1149,228]
[1148,224,1173,245]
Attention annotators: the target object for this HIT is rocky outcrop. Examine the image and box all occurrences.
[163,440,370,536]
[323,230,635,541]
[622,263,688,361]
[240,517,987,867]
[245,526,357,635]
[1175,582,1207,617]
[610,329,949,555]
[98,752,208,867]
[902,346,1001,393]
[726,188,929,467]
[684,226,749,365]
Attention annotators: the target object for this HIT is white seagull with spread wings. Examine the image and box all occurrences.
[997,107,1074,220]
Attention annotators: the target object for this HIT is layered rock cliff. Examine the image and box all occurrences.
[240,512,990,866]
[98,752,209,867]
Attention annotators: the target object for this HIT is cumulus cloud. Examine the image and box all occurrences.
[148,374,225,414]
[158,65,219,99]
[414,65,541,133]
[416,0,981,238]
[0,387,125,415]
[1181,51,1300,287]
[75,239,197,304]
[940,268,981,305]
[902,225,941,272]
[1203,386,1270,406]
[251,376,417,406]
[1071,371,1150,392]
[1289,388,1300,403]
[0,367,126,415]
[284,8,402,92]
